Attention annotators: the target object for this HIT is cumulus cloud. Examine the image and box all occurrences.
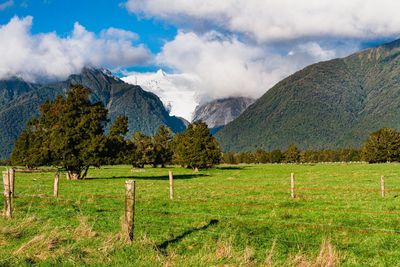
[121,31,357,120]
[0,0,13,11]
[122,0,381,119]
[156,31,354,103]
[126,0,400,43]
[0,16,152,82]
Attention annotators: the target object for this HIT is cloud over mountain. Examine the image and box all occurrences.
[126,0,400,43]
[0,16,152,82]
[155,31,349,103]
[123,0,385,116]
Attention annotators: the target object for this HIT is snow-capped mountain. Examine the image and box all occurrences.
[122,70,199,120]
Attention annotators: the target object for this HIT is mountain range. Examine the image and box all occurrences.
[192,97,255,134]
[216,39,400,151]
[0,68,186,159]
[3,39,400,157]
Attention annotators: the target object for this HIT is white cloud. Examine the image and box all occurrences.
[100,27,138,41]
[0,16,152,82]
[156,31,353,103]
[0,0,13,11]
[126,0,400,43]
[123,1,374,118]
[121,32,357,121]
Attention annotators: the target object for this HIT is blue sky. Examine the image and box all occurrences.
[0,0,178,72]
[1,0,400,119]
[0,0,176,52]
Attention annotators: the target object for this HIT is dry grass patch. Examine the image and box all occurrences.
[215,239,234,260]
[242,246,256,265]
[13,230,63,261]
[0,216,37,239]
[262,239,277,267]
[291,239,339,267]
[73,216,96,240]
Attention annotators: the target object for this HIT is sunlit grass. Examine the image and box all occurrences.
[1,163,400,265]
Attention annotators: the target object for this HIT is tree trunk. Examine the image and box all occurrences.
[81,166,89,180]
[67,171,81,180]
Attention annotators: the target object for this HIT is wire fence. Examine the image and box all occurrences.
[2,168,400,250]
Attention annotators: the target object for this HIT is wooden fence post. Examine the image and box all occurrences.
[124,180,136,241]
[8,168,15,198]
[2,170,12,218]
[381,175,385,198]
[169,171,174,200]
[54,172,60,198]
[291,173,296,199]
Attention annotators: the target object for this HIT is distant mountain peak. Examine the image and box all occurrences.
[79,67,122,83]
[193,97,255,131]
[155,69,167,77]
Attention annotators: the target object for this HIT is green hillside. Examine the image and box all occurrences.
[0,68,186,159]
[217,39,400,151]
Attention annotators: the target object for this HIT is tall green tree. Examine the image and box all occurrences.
[362,128,400,163]
[222,152,237,164]
[269,149,283,163]
[131,132,154,168]
[173,122,221,170]
[106,115,132,164]
[10,119,49,168]
[284,144,300,163]
[153,125,173,167]
[11,85,111,179]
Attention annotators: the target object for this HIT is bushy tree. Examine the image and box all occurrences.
[106,115,132,164]
[11,85,113,179]
[284,144,300,163]
[362,128,400,163]
[269,149,283,163]
[153,125,173,167]
[131,132,155,168]
[173,122,221,170]
[222,152,237,164]
[255,149,268,163]
[10,121,49,168]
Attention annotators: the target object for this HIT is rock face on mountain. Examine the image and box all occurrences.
[192,97,255,133]
[217,39,400,152]
[0,68,186,159]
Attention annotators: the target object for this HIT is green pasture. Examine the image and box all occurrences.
[1,163,400,266]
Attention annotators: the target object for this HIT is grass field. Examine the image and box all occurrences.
[1,163,400,266]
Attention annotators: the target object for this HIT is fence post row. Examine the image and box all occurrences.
[291,173,296,199]
[169,170,174,200]
[124,180,136,241]
[2,169,12,218]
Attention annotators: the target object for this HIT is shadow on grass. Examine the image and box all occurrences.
[156,219,219,256]
[216,166,246,170]
[85,174,208,181]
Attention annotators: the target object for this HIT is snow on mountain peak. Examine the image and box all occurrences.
[122,70,199,121]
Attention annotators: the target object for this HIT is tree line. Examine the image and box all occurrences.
[222,128,400,165]
[10,85,221,179]
[222,145,361,164]
[7,85,400,179]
